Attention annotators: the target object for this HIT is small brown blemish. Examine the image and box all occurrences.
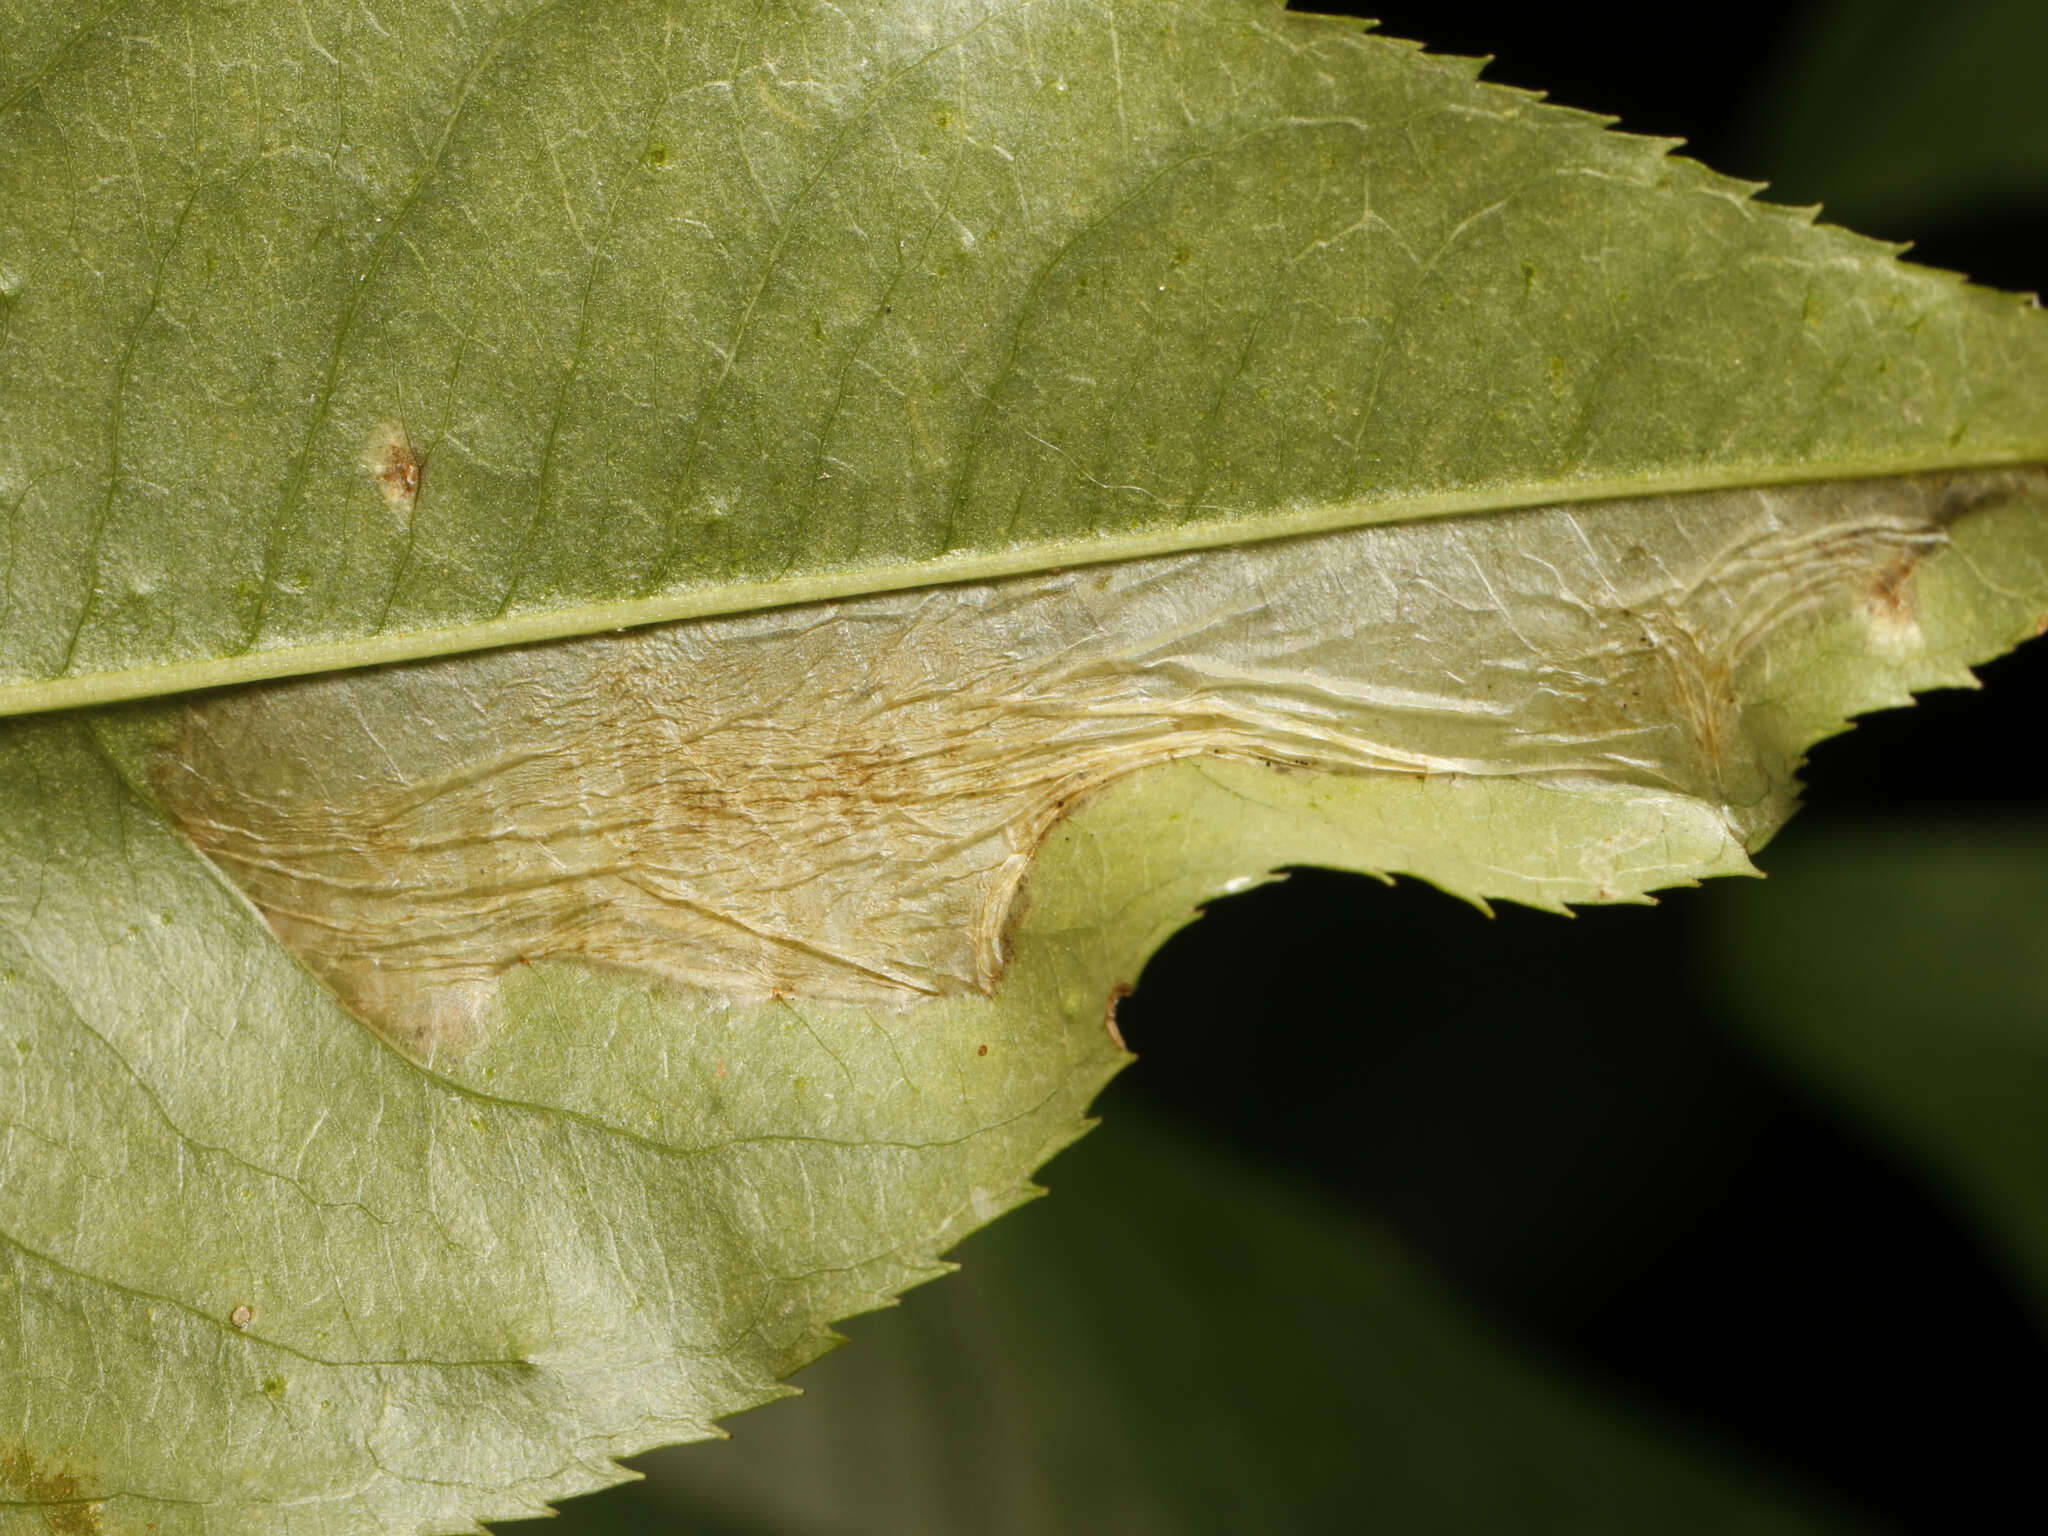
[2032,612,2048,639]
[976,1043,988,1057]
[1862,550,1930,655]
[1867,554,1918,627]
[1103,983,1133,1051]
[364,421,423,513]
[713,1059,727,1079]
[229,1303,254,1331]
[1,1444,103,1536]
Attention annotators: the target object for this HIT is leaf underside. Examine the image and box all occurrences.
[6,1,2048,1532]
[5,0,2048,711]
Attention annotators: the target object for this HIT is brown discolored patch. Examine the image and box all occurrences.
[976,1043,988,1057]
[364,421,424,513]
[1864,550,1924,638]
[0,1445,103,1536]
[1103,983,1133,1051]
[228,1303,254,1330]
[146,467,2046,1059]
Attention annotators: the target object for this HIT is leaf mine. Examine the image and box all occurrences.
[148,468,2045,1061]
[363,423,424,515]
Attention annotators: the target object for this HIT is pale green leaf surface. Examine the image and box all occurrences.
[602,1114,1869,1536]
[10,3,2048,1533]
[6,0,2048,712]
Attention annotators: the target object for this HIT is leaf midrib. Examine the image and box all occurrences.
[6,453,2041,719]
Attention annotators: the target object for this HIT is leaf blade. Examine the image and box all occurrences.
[7,0,2048,711]
[10,4,2048,1530]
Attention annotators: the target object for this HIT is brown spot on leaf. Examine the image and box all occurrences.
[976,1043,988,1057]
[364,421,423,513]
[1866,552,1920,628]
[1104,983,1133,1051]
[229,1303,254,1330]
[1,1445,103,1536]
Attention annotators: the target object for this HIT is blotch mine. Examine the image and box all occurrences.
[147,469,2048,1061]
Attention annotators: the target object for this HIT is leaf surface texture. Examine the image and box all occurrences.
[6,0,2048,709]
[5,2,2048,1532]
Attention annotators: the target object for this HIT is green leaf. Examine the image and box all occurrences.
[5,0,2048,713]
[7,2,2048,1532]
[583,1113,1873,1536]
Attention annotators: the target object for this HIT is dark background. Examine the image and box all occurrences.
[1103,4,2048,1532]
